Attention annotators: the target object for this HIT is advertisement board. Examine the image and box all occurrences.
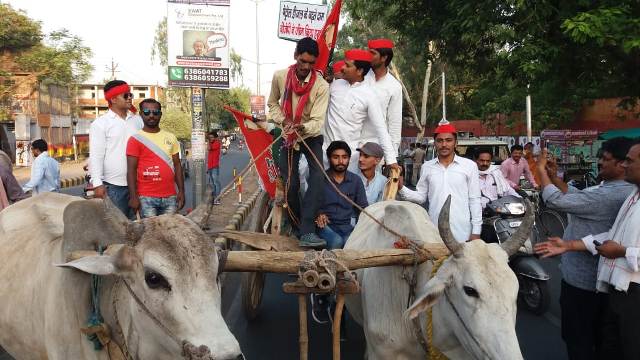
[277,1,328,42]
[250,95,266,118]
[167,0,231,89]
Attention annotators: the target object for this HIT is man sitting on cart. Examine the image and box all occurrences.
[315,141,368,250]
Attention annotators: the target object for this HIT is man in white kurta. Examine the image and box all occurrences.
[535,141,640,359]
[322,49,399,173]
[363,38,403,153]
[398,121,483,243]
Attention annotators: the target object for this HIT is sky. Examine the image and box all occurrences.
[6,0,320,97]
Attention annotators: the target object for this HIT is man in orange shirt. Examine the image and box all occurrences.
[524,142,540,185]
[126,99,184,218]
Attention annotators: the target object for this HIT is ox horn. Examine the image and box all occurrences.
[438,195,462,254]
[500,198,535,256]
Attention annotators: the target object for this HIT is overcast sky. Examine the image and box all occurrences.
[6,0,319,97]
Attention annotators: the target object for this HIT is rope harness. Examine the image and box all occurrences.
[426,256,449,360]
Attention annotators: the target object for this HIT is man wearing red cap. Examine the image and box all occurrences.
[363,38,403,152]
[331,60,345,81]
[323,49,400,173]
[398,120,483,242]
[89,79,143,217]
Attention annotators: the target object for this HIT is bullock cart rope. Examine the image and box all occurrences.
[426,256,449,360]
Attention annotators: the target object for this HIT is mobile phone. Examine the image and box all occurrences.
[593,240,603,247]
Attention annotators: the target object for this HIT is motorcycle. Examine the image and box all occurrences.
[481,195,551,315]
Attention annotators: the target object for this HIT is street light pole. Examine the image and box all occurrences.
[251,0,262,95]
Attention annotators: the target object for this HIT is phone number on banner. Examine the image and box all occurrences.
[169,67,230,89]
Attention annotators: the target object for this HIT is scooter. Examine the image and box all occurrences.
[82,164,95,199]
[481,195,551,315]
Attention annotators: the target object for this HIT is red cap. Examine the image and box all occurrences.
[434,120,457,135]
[368,38,394,49]
[345,49,373,63]
[332,60,345,74]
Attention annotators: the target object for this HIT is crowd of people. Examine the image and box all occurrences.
[260,36,640,357]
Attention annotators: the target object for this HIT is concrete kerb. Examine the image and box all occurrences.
[59,176,85,189]
[217,188,264,250]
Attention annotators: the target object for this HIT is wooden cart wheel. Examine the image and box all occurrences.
[241,191,270,321]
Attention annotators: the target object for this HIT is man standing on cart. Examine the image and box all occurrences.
[259,37,330,248]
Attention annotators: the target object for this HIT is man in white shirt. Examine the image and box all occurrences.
[323,49,400,174]
[364,38,403,152]
[398,121,482,242]
[475,147,520,209]
[22,139,60,194]
[535,140,640,359]
[89,80,143,217]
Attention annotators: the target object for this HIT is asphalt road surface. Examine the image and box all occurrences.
[1,147,569,359]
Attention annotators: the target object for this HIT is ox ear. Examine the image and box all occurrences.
[55,245,139,276]
[404,265,453,320]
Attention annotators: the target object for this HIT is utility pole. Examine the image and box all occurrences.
[526,84,532,142]
[441,72,447,122]
[250,0,262,95]
[104,58,119,80]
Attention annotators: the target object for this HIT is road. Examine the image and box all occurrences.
[1,147,568,359]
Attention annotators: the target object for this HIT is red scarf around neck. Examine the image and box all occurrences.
[282,64,317,146]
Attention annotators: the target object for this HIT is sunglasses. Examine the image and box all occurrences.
[141,109,162,116]
[123,92,134,100]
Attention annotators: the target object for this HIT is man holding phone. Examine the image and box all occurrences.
[534,137,637,360]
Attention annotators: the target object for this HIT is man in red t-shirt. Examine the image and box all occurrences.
[207,131,222,205]
[126,99,185,218]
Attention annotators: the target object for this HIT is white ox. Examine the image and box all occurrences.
[0,193,242,360]
[345,198,532,359]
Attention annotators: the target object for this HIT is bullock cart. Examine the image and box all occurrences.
[209,163,454,360]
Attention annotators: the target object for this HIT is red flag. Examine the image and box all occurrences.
[224,106,278,199]
[314,0,343,74]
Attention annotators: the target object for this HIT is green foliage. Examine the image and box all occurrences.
[205,87,251,130]
[0,4,42,50]
[16,29,93,85]
[161,108,192,141]
[151,17,168,67]
[340,0,640,129]
[230,48,243,84]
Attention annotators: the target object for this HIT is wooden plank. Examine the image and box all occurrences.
[271,179,285,235]
[383,167,401,200]
[224,246,449,273]
[220,230,302,252]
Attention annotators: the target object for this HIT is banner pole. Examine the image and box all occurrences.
[191,87,207,207]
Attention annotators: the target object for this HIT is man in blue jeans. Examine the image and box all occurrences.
[315,140,368,249]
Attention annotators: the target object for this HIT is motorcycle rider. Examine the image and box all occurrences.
[475,147,521,209]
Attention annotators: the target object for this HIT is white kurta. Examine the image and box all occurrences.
[323,79,397,171]
[581,189,640,292]
[364,70,403,152]
[399,155,483,242]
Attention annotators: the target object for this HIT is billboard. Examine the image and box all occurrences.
[250,95,266,118]
[277,1,328,42]
[167,0,231,89]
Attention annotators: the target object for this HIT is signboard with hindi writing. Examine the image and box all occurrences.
[167,0,231,89]
[278,1,328,42]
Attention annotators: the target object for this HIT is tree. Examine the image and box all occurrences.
[161,108,192,140]
[230,48,243,85]
[0,4,42,51]
[340,0,640,130]
[205,87,251,130]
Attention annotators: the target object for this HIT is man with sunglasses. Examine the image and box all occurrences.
[89,80,143,217]
[126,99,184,218]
